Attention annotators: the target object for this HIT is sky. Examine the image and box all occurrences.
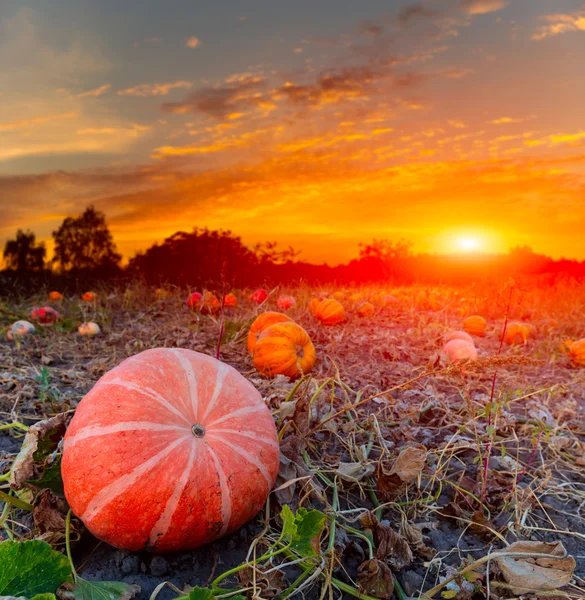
[1,0,584,265]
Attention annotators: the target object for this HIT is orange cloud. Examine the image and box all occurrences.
[117,81,193,97]
[460,0,507,16]
[0,113,77,132]
[75,84,111,98]
[532,8,585,40]
[490,116,536,125]
[185,36,201,48]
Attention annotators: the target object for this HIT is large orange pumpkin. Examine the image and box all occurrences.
[503,322,532,345]
[463,315,486,337]
[247,312,294,353]
[62,348,279,552]
[441,339,478,364]
[314,299,345,326]
[253,322,316,379]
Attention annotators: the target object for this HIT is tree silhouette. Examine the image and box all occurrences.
[52,206,121,273]
[3,229,46,272]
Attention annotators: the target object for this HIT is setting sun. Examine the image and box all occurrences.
[457,237,481,253]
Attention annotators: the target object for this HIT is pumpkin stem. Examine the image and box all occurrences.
[191,423,206,438]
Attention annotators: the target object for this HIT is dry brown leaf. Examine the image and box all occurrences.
[377,445,426,501]
[360,512,413,570]
[495,540,575,594]
[357,559,395,599]
[237,565,286,598]
[336,461,376,483]
[9,413,67,490]
[33,489,67,535]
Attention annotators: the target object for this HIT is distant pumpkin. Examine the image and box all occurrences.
[48,291,63,302]
[444,330,475,345]
[247,312,294,353]
[349,292,363,303]
[441,339,478,364]
[201,292,221,315]
[223,293,238,308]
[276,295,296,310]
[463,315,486,337]
[357,302,375,318]
[186,292,203,309]
[155,288,170,300]
[333,291,344,301]
[31,306,61,324]
[567,339,585,366]
[250,289,269,304]
[503,322,533,345]
[82,291,97,302]
[308,298,321,315]
[314,299,345,326]
[7,320,35,340]
[253,322,316,379]
[78,322,101,336]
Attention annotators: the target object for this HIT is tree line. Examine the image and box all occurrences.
[3,205,585,294]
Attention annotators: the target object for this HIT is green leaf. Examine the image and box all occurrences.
[0,540,71,597]
[32,594,58,600]
[280,506,326,557]
[25,456,63,494]
[60,579,140,600]
[187,588,215,600]
[279,504,296,539]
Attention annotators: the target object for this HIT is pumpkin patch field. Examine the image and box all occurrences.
[1,280,585,600]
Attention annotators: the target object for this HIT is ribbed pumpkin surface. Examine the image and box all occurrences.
[315,299,345,325]
[247,312,293,353]
[253,322,316,379]
[463,315,486,337]
[62,348,279,552]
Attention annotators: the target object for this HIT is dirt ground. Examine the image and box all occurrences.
[1,285,585,599]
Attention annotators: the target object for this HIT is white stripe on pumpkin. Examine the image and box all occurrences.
[169,349,199,423]
[148,440,197,547]
[209,437,273,489]
[100,379,190,425]
[204,443,233,536]
[208,428,279,450]
[206,404,266,429]
[201,361,230,421]
[64,422,188,450]
[81,435,189,523]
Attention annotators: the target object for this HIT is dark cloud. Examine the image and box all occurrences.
[160,76,267,118]
[397,3,439,24]
[356,21,383,37]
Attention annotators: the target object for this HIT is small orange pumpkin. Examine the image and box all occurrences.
[250,288,268,304]
[48,291,63,302]
[308,298,321,315]
[223,293,238,308]
[277,295,296,310]
[314,299,345,326]
[442,339,478,364]
[463,315,486,337]
[82,291,97,302]
[78,322,101,336]
[503,322,533,345]
[444,330,474,345]
[333,291,344,301]
[349,292,363,303]
[253,322,316,379]
[567,339,585,366]
[357,302,375,318]
[247,312,294,353]
[201,292,221,314]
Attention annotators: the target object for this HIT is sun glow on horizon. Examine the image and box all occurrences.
[457,237,482,252]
